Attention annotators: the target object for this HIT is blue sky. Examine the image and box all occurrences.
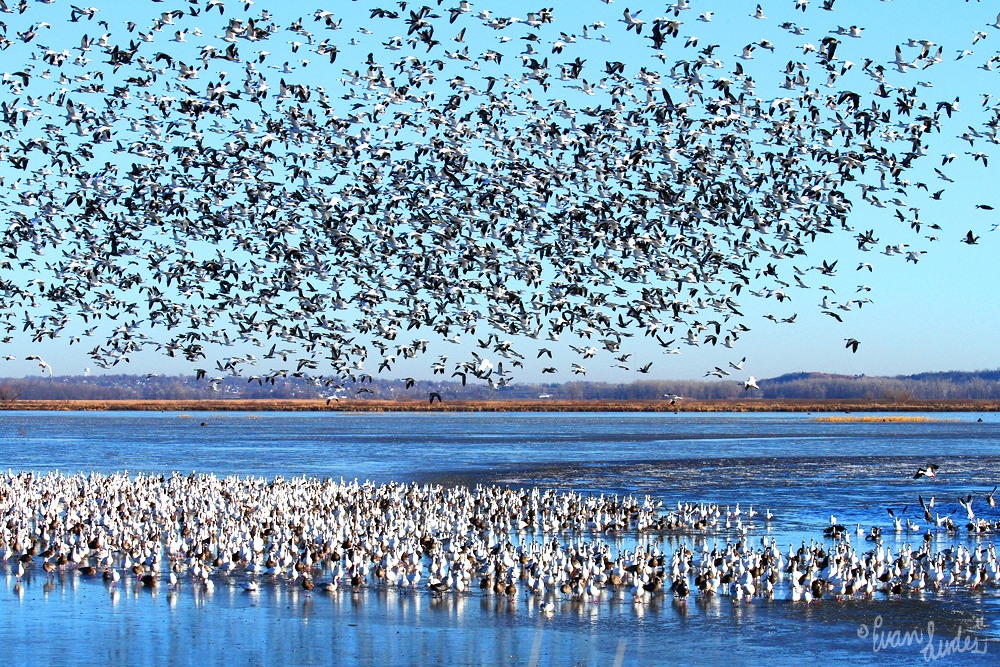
[0,0,997,385]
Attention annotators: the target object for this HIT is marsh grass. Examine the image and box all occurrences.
[812,416,958,423]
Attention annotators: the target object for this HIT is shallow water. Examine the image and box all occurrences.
[1,411,999,665]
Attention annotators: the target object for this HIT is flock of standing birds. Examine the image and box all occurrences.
[3,469,1000,610]
[0,0,995,389]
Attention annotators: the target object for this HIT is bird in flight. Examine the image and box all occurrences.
[0,0,990,390]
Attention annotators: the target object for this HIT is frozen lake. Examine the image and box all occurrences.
[1,410,998,665]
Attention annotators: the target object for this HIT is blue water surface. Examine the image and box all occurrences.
[0,410,998,666]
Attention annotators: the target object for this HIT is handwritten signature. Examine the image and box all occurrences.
[857,614,989,661]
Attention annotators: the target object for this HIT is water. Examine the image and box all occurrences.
[1,410,998,665]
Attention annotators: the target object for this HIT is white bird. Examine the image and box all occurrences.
[621,9,644,33]
[25,355,52,376]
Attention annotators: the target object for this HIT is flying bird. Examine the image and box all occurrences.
[0,0,988,392]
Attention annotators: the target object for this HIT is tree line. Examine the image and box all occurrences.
[2,370,1000,403]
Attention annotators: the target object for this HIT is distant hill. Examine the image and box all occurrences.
[764,372,862,384]
[755,369,1000,401]
[767,369,1000,385]
[901,369,1000,383]
[1,369,999,403]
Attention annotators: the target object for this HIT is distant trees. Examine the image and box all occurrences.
[0,383,21,405]
[757,373,1000,401]
[0,369,999,402]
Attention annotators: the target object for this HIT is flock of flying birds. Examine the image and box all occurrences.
[0,0,997,389]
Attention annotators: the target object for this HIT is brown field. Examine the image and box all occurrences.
[811,415,959,423]
[3,398,1000,413]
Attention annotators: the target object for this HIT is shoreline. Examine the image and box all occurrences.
[2,398,1000,412]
